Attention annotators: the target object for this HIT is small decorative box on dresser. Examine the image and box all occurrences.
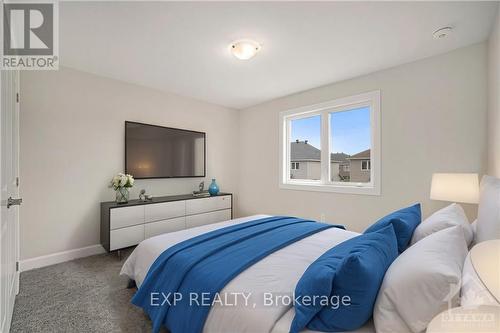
[100,193,232,252]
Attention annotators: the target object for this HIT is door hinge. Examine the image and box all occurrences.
[16,93,19,103]
[16,262,19,272]
[16,177,19,187]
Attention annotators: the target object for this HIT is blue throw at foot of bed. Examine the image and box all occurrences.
[132,216,344,333]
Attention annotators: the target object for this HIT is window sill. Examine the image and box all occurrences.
[279,182,380,196]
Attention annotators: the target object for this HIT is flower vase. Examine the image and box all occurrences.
[208,179,220,196]
[116,187,130,204]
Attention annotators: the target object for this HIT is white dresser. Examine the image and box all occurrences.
[100,193,232,252]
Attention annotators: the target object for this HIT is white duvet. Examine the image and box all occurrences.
[121,215,375,333]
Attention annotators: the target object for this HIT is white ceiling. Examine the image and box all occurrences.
[60,1,498,109]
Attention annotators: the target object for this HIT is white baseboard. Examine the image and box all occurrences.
[19,244,106,272]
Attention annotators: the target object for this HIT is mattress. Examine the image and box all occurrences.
[121,214,374,333]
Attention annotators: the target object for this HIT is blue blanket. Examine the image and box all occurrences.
[132,216,343,333]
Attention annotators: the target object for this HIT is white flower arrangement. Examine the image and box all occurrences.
[110,173,134,190]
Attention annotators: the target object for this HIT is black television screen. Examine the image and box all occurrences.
[125,121,205,179]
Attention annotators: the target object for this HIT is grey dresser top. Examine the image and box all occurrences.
[101,192,232,210]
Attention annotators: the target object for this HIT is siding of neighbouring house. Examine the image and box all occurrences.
[291,161,317,180]
[349,159,371,182]
[348,149,371,182]
[290,161,341,181]
[290,162,305,179]
[331,162,341,181]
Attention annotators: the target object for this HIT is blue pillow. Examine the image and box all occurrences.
[364,203,421,253]
[290,225,398,333]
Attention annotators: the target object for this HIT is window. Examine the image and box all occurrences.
[279,91,380,195]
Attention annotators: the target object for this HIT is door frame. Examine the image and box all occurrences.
[14,71,20,296]
[0,67,21,333]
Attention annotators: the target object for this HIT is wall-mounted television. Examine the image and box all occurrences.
[125,121,206,179]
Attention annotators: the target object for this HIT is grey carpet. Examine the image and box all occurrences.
[11,249,165,333]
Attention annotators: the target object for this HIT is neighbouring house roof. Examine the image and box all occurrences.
[290,141,350,162]
[291,141,320,161]
[331,152,350,163]
[347,149,371,160]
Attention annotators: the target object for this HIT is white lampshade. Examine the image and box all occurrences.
[430,173,479,204]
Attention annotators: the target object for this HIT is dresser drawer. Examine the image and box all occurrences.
[110,205,144,230]
[110,224,144,251]
[186,209,232,229]
[145,217,186,239]
[145,201,186,223]
[186,195,231,215]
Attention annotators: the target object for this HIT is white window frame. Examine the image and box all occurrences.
[291,162,300,170]
[279,90,381,195]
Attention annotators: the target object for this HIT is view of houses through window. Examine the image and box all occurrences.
[289,115,321,181]
[289,106,371,183]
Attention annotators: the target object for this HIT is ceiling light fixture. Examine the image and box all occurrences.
[230,40,261,60]
[433,27,453,40]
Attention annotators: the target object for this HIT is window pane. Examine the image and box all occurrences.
[290,115,321,180]
[330,106,371,183]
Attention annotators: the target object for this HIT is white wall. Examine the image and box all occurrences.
[20,67,239,260]
[20,42,489,260]
[488,6,500,177]
[238,43,487,231]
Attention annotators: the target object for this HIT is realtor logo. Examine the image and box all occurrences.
[2,1,59,70]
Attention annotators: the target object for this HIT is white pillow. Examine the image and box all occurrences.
[470,219,477,246]
[476,175,500,243]
[410,203,473,246]
[374,226,468,333]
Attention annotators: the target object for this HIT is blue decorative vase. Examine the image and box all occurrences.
[208,179,219,196]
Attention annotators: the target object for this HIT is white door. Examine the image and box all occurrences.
[0,68,20,332]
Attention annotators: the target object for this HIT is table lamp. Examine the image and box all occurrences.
[430,173,479,204]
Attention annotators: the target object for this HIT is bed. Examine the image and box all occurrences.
[121,214,373,333]
[121,175,500,333]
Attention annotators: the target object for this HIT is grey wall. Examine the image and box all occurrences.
[20,67,239,260]
[238,43,487,231]
[349,160,371,183]
[20,42,489,260]
[488,7,500,177]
